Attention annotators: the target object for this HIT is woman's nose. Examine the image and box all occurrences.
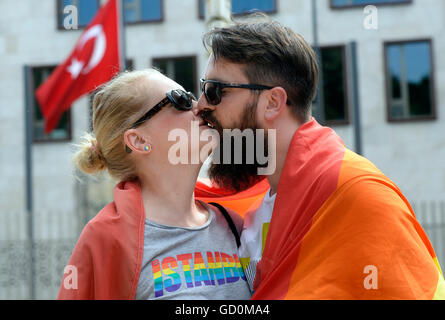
[193,92,215,116]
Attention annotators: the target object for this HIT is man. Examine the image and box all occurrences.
[194,16,445,299]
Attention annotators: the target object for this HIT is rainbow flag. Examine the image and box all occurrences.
[199,118,445,299]
[196,177,269,216]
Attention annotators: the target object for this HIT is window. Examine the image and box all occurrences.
[123,0,163,24]
[331,0,411,8]
[315,46,349,124]
[199,0,276,19]
[57,0,100,29]
[385,39,435,121]
[152,56,198,97]
[32,66,72,142]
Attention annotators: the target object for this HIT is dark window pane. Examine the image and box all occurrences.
[199,0,275,17]
[173,59,195,96]
[387,45,402,99]
[124,0,162,23]
[332,0,410,7]
[141,0,162,21]
[155,60,168,74]
[32,67,71,141]
[60,0,99,28]
[405,42,432,117]
[232,0,276,14]
[320,47,347,122]
[78,0,99,26]
[153,57,196,96]
[386,41,433,120]
[199,0,205,18]
[123,0,137,22]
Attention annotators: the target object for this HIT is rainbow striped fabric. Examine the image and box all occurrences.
[151,252,246,298]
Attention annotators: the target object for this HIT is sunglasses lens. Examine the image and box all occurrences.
[204,82,221,105]
[171,90,193,110]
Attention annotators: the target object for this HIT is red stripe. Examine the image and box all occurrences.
[252,120,345,299]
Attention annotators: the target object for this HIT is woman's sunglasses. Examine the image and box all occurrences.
[200,78,274,106]
[130,89,196,129]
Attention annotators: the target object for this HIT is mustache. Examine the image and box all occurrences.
[200,110,223,132]
[201,97,273,192]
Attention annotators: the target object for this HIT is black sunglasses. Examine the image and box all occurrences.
[130,89,196,129]
[200,78,274,106]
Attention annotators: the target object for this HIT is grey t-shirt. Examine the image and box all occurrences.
[135,202,252,300]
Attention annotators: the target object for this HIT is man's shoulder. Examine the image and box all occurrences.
[338,148,386,183]
[332,171,412,224]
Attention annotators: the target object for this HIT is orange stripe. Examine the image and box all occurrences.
[284,150,440,299]
[196,179,269,216]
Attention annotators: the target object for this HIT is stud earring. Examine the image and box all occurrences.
[144,144,151,152]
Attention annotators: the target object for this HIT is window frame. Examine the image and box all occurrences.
[56,0,101,31]
[198,0,277,20]
[30,65,73,144]
[330,0,412,9]
[151,55,198,97]
[317,44,350,126]
[383,38,436,123]
[123,0,164,25]
[57,0,164,30]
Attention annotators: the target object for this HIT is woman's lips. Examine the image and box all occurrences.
[198,116,215,129]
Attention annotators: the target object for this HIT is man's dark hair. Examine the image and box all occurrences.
[203,14,319,122]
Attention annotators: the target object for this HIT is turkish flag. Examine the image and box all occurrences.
[36,0,122,134]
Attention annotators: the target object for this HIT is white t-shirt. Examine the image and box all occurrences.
[238,189,276,292]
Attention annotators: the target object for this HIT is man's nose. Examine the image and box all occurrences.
[193,92,216,116]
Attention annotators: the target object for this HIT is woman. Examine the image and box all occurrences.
[58,69,251,300]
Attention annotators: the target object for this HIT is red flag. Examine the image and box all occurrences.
[36,0,122,134]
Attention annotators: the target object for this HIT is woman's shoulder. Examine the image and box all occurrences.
[78,202,117,243]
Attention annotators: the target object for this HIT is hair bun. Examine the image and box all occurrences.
[73,133,107,175]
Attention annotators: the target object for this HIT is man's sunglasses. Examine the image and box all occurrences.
[130,89,196,129]
[200,78,274,106]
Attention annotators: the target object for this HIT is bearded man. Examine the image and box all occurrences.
[194,16,445,300]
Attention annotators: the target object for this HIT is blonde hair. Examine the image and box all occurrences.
[73,68,161,181]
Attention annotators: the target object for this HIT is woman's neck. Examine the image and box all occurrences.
[138,163,209,228]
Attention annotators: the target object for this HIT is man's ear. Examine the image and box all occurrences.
[124,129,150,154]
[264,87,288,121]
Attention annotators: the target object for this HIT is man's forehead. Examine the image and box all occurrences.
[204,55,248,82]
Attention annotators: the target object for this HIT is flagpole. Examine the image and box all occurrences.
[118,0,127,71]
[24,65,36,300]
[311,0,325,125]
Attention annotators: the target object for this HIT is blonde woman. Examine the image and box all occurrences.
[58,69,251,300]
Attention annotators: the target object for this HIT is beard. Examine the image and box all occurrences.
[201,97,269,192]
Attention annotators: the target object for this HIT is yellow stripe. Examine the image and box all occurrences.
[240,257,250,271]
[433,257,443,278]
[433,270,445,300]
[261,222,270,255]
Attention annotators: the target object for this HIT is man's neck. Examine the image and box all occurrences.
[266,117,307,195]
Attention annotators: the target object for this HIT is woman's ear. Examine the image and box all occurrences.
[264,87,288,121]
[124,129,150,154]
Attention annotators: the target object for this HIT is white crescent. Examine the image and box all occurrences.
[77,25,106,75]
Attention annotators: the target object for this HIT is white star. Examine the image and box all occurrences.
[67,58,84,79]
